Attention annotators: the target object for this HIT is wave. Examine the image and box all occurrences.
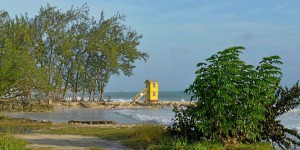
[113,108,174,125]
[110,98,132,102]
[277,107,300,133]
[113,107,300,131]
[63,97,133,102]
[111,98,188,102]
[63,94,188,102]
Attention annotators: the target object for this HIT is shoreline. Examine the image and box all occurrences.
[52,101,196,109]
[1,101,195,125]
[0,99,195,113]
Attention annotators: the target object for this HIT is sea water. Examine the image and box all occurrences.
[3,91,300,134]
[4,91,186,124]
[278,106,300,133]
[65,91,191,102]
[3,107,175,125]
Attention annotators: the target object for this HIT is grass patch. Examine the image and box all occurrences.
[37,124,165,149]
[0,115,66,134]
[0,116,275,150]
[149,138,274,150]
[229,142,274,150]
[0,134,30,150]
[149,138,224,150]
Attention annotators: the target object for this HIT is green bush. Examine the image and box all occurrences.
[170,46,300,149]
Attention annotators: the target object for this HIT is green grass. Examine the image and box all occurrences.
[35,123,274,150]
[0,116,275,150]
[0,115,63,150]
[149,138,224,150]
[0,134,31,150]
[0,115,66,134]
[228,142,274,150]
[37,124,165,149]
[149,138,274,150]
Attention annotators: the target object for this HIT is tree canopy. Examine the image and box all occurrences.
[0,4,148,101]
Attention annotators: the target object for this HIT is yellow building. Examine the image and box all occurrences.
[144,80,159,102]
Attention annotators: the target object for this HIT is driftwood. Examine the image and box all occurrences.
[68,120,116,124]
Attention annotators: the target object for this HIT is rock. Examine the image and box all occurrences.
[68,102,78,106]
[12,104,20,109]
[46,104,53,109]
[41,120,51,123]
[30,109,38,112]
[68,120,116,124]
[79,102,91,108]
[17,107,23,112]
[23,104,31,109]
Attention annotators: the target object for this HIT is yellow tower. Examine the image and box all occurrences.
[144,80,159,102]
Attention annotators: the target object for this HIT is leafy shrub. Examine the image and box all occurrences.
[170,46,300,149]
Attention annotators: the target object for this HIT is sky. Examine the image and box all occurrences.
[1,0,300,92]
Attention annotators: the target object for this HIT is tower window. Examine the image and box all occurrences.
[153,92,156,96]
[153,83,156,88]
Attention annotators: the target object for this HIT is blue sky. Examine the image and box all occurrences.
[1,0,300,91]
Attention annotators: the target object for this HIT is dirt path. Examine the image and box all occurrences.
[15,134,130,150]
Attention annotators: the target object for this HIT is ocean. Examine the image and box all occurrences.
[3,91,300,134]
[65,91,191,102]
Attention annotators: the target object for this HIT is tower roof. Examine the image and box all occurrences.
[145,80,158,83]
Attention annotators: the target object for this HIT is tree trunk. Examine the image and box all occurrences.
[56,62,64,102]
[74,88,78,102]
[62,72,70,100]
[89,90,94,103]
[81,88,86,101]
[73,68,80,102]
[92,91,95,102]
[81,67,88,101]
[58,82,63,102]
[88,90,92,103]
[47,91,52,104]
[28,89,32,101]
[98,71,109,102]
[98,89,104,102]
